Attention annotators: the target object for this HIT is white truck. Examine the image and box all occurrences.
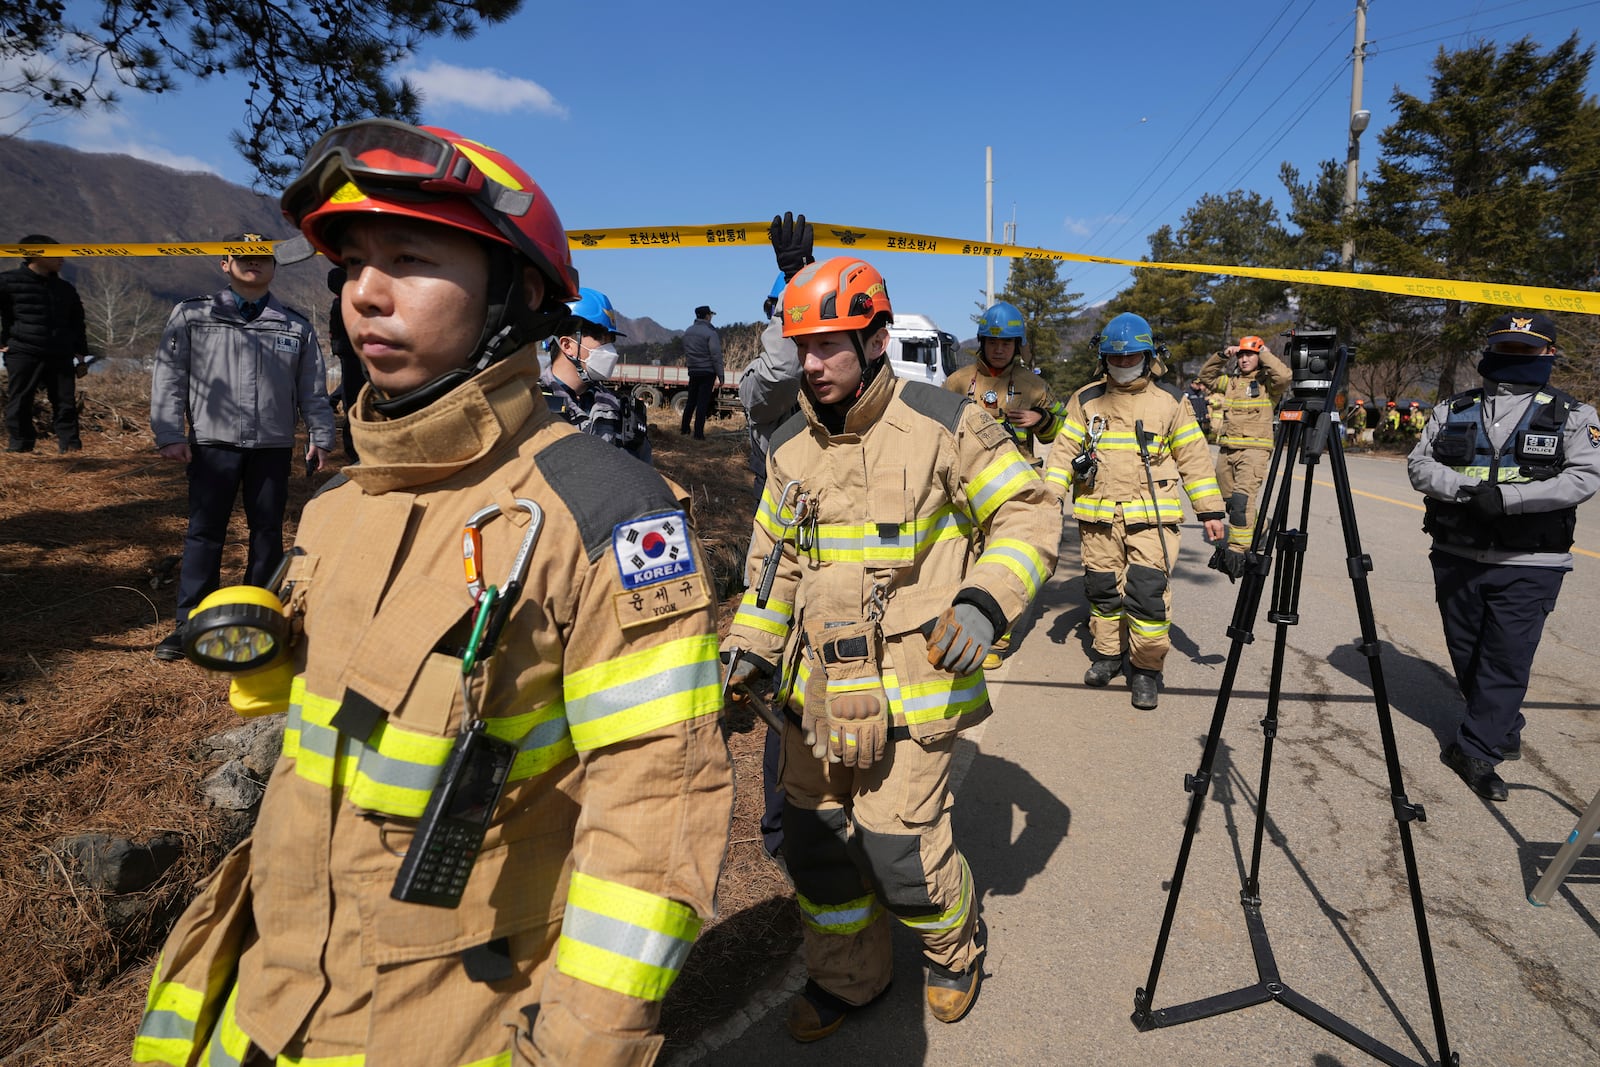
[886,313,964,387]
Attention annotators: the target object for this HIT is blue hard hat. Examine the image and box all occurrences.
[567,287,626,337]
[1098,312,1155,356]
[980,301,1026,340]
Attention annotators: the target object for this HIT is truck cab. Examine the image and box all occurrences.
[886,313,962,388]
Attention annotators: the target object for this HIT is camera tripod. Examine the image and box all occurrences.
[1130,374,1458,1065]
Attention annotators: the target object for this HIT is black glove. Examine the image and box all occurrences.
[1207,543,1249,583]
[1459,482,1505,519]
[769,212,814,282]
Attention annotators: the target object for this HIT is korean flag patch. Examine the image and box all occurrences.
[613,510,698,590]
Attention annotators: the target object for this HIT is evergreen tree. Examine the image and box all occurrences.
[1360,34,1599,397]
[0,0,522,185]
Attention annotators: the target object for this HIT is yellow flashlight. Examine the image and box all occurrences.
[183,585,291,672]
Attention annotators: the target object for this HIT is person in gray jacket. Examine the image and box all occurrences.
[1408,311,1600,801]
[149,233,336,660]
[740,272,801,500]
[679,304,723,438]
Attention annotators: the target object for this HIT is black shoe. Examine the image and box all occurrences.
[58,441,82,453]
[153,628,187,662]
[5,442,34,453]
[1083,656,1124,687]
[1440,742,1507,801]
[1130,668,1161,710]
[1501,742,1521,761]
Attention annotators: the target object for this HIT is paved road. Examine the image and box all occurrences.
[678,447,1600,1067]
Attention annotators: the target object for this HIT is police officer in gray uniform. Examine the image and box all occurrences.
[1408,311,1600,801]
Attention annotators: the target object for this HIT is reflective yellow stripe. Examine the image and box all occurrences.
[754,481,809,540]
[1227,525,1254,548]
[898,857,972,934]
[1128,616,1171,639]
[733,594,793,637]
[1221,434,1273,448]
[1118,499,1185,525]
[564,633,721,751]
[796,889,883,935]
[805,506,971,564]
[558,871,702,1001]
[1169,422,1206,447]
[1451,464,1535,484]
[1090,605,1121,620]
[133,955,206,1065]
[974,537,1050,599]
[1185,475,1220,498]
[200,984,249,1067]
[287,678,576,818]
[1044,466,1072,493]
[788,662,989,726]
[968,451,1039,523]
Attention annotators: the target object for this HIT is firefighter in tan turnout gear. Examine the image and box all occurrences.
[1196,333,1290,558]
[132,120,733,1067]
[723,254,1058,1040]
[1045,312,1226,710]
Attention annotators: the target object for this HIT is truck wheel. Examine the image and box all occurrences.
[670,392,689,417]
[634,385,663,409]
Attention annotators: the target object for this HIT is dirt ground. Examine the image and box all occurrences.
[0,369,796,1064]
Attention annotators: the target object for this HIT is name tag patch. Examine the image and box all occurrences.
[613,510,697,590]
[275,334,301,354]
[1521,433,1559,458]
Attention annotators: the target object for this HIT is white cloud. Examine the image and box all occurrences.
[10,106,222,175]
[1062,216,1094,239]
[404,60,568,118]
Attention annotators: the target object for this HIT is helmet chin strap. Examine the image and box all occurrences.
[371,249,556,418]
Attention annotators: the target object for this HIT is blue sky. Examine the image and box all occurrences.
[10,0,1599,333]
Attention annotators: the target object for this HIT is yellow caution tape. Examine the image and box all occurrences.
[6,225,1596,314]
[0,240,276,258]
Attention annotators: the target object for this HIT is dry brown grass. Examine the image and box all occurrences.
[0,373,795,1064]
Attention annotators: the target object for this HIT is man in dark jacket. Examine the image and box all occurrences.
[679,304,723,439]
[1,234,90,453]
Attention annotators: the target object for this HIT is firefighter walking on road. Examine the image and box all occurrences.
[723,254,1058,1041]
[133,120,733,1067]
[1046,313,1225,709]
[1197,334,1290,557]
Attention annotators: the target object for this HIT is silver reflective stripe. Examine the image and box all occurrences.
[562,903,695,973]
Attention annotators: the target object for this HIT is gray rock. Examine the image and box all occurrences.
[201,758,266,811]
[198,716,284,778]
[47,832,184,894]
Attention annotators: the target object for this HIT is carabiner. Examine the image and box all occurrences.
[460,499,544,669]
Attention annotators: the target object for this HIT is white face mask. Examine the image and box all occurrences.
[581,342,620,383]
[1107,359,1145,384]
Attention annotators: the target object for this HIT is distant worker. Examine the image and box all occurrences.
[1184,378,1211,438]
[542,286,652,462]
[1408,311,1600,802]
[1381,400,1402,443]
[723,253,1059,1039]
[679,304,723,439]
[943,299,1068,668]
[1197,334,1290,560]
[1045,312,1226,709]
[1346,396,1369,447]
[944,300,1067,460]
[149,233,335,661]
[1,234,89,453]
[1404,399,1425,436]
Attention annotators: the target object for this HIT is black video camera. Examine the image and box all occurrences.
[1281,326,1341,403]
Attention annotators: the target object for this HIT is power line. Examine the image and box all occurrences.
[1080,0,1311,252]
[1375,1,1600,53]
[1087,0,1332,258]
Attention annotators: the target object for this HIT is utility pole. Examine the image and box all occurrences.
[1003,204,1017,246]
[985,146,995,306]
[1341,0,1370,269]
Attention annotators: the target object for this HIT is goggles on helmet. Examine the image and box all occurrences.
[283,119,534,236]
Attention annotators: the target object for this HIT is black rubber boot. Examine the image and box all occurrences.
[1083,655,1125,688]
[1130,668,1161,710]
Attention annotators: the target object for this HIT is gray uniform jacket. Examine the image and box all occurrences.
[1407,378,1600,569]
[738,316,801,481]
[682,319,723,378]
[151,289,336,451]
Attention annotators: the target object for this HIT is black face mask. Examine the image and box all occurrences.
[1478,352,1553,387]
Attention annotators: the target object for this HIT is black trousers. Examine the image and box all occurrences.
[680,373,717,438]
[1430,549,1565,765]
[177,444,292,622]
[3,348,78,449]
